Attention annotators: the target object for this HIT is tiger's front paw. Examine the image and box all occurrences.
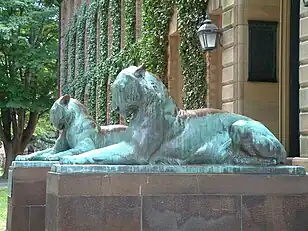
[45,155,61,161]
[37,154,60,161]
[59,155,94,164]
[15,155,29,161]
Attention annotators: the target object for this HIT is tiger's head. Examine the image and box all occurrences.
[49,95,74,130]
[111,64,168,118]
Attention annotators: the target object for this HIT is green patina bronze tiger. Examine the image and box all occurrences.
[15,95,127,161]
[59,64,287,166]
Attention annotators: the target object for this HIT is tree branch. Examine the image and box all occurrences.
[0,56,6,66]
[17,109,25,136]
[35,19,46,45]
[19,68,23,81]
[20,111,38,151]
[0,108,11,142]
[0,120,7,144]
[44,34,57,44]
[38,109,50,118]
[11,109,18,140]
[4,55,9,78]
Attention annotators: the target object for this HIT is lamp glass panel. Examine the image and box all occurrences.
[206,32,217,49]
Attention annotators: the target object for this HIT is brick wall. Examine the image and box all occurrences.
[59,0,85,94]
[299,2,308,156]
[59,0,206,121]
[59,0,167,117]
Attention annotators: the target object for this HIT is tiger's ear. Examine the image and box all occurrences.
[133,63,146,78]
[60,94,70,106]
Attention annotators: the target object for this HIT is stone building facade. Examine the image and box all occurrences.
[59,0,308,165]
[206,0,308,167]
[297,1,308,166]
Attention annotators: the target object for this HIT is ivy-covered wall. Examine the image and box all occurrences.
[60,0,208,124]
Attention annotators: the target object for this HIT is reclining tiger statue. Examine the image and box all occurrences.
[15,95,127,161]
[59,64,287,165]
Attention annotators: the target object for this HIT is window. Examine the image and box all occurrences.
[248,20,278,82]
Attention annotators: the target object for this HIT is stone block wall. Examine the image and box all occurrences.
[220,0,246,114]
[299,2,308,157]
[208,0,289,146]
[219,0,281,139]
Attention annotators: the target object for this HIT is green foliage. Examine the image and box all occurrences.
[97,60,109,124]
[67,14,77,96]
[42,0,62,6]
[87,0,99,119]
[0,188,8,231]
[34,113,56,137]
[139,0,174,85]
[87,0,98,72]
[99,0,109,60]
[97,0,109,125]
[0,0,58,176]
[177,0,208,109]
[75,3,87,102]
[110,0,121,55]
[63,0,207,125]
[108,0,122,124]
[61,28,70,95]
[124,0,136,46]
[0,0,58,110]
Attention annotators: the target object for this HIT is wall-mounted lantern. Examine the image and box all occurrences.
[304,0,308,7]
[197,15,222,52]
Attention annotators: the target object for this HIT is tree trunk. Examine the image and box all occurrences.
[1,111,38,179]
[2,142,14,179]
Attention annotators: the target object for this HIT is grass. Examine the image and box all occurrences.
[0,168,7,231]
[0,188,7,231]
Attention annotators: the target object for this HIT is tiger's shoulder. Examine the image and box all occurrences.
[177,108,229,119]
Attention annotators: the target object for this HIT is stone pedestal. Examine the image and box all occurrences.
[286,157,294,165]
[46,164,308,231]
[7,161,58,231]
[292,157,308,171]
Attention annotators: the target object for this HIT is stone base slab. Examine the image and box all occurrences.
[286,157,294,165]
[46,165,308,231]
[292,157,308,171]
[7,161,58,231]
[50,164,306,175]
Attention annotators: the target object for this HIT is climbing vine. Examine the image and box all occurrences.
[177,0,207,109]
[124,0,136,46]
[97,59,109,124]
[99,0,109,60]
[75,2,87,102]
[67,13,77,96]
[110,0,121,56]
[87,0,98,118]
[108,0,121,124]
[139,0,174,85]
[62,0,208,124]
[61,28,69,95]
[97,0,109,125]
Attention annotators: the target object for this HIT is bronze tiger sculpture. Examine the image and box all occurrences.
[58,64,287,166]
[16,95,127,161]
